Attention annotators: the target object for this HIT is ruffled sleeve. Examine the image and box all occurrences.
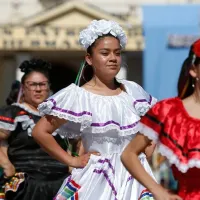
[139,98,173,142]
[39,84,92,124]
[38,84,92,138]
[140,97,200,173]
[122,80,157,116]
[39,81,158,139]
[0,105,30,132]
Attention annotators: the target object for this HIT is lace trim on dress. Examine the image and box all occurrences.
[140,122,200,173]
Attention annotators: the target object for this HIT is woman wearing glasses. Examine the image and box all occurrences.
[0,59,69,200]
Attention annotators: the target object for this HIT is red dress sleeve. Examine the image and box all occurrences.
[140,98,173,141]
[140,97,200,173]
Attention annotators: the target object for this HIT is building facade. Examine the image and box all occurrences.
[0,0,143,105]
[0,0,200,105]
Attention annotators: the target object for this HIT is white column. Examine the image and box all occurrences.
[0,56,16,106]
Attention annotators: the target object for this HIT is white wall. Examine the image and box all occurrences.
[0,0,199,24]
[0,0,42,24]
[82,0,199,13]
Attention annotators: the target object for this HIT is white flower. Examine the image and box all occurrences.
[79,19,127,49]
[79,29,98,49]
[94,20,112,35]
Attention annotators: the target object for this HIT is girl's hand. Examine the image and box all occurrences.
[2,162,15,178]
[153,188,182,200]
[71,152,100,168]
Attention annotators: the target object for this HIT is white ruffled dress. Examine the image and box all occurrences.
[38,80,157,200]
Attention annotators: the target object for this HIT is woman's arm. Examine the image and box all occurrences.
[144,142,156,160]
[32,115,98,168]
[0,130,15,177]
[1,139,8,155]
[0,130,10,166]
[78,140,85,156]
[69,139,85,173]
[121,133,182,200]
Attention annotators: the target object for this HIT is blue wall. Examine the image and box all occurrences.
[142,5,200,100]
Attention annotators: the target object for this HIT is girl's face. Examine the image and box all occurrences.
[86,36,121,80]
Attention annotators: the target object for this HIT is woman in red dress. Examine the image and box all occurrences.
[121,39,200,200]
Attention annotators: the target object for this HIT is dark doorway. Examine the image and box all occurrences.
[29,51,84,94]
[49,61,78,93]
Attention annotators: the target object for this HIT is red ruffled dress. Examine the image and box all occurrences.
[140,97,200,200]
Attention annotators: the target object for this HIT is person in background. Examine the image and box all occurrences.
[32,19,157,200]
[121,39,200,200]
[0,59,69,200]
[0,80,21,198]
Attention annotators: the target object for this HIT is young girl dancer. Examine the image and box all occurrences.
[33,19,157,200]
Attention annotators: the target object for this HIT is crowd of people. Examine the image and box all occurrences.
[0,19,200,200]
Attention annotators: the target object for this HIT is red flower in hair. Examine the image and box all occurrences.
[192,39,200,57]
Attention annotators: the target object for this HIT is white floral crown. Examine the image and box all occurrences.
[79,19,127,50]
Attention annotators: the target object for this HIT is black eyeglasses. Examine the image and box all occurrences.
[25,81,50,91]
